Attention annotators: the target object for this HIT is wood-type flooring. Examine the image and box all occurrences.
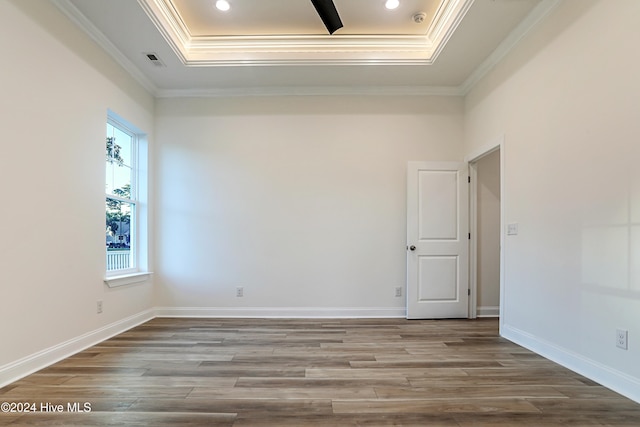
[1,317,639,426]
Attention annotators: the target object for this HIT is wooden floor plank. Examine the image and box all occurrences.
[188,386,378,400]
[305,367,470,378]
[408,375,586,387]
[331,398,542,414]
[2,385,194,399]
[373,385,568,399]
[1,317,639,426]
[62,375,238,388]
[128,398,334,416]
[234,377,411,388]
[7,411,236,427]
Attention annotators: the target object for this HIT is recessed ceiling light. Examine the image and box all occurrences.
[215,0,230,11]
[385,0,399,10]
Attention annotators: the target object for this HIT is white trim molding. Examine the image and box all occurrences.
[503,324,640,405]
[51,0,158,95]
[137,0,474,66]
[466,135,505,322]
[0,309,154,389]
[154,307,406,319]
[104,272,153,288]
[459,0,561,95]
[155,85,463,99]
[477,306,500,317]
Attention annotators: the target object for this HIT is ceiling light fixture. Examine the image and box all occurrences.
[215,0,230,11]
[385,0,399,10]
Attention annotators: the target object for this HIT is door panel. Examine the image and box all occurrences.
[418,171,458,240]
[418,256,458,300]
[407,162,469,319]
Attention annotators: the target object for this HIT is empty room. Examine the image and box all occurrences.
[1,0,639,425]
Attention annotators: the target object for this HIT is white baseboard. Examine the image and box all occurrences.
[0,309,154,389]
[477,305,500,317]
[502,324,640,404]
[154,306,406,319]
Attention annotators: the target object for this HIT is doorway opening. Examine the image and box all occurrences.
[467,138,504,327]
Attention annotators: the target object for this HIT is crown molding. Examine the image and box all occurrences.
[155,85,464,99]
[428,0,474,60]
[459,0,561,96]
[52,0,159,96]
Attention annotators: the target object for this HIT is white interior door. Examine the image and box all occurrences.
[407,162,469,319]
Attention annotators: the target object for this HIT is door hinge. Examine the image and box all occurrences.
[468,176,471,183]
[468,232,471,240]
[468,289,471,296]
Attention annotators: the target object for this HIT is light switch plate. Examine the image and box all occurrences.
[507,223,519,236]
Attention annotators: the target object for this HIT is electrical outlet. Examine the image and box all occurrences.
[395,287,402,297]
[97,300,103,314]
[616,329,628,350]
[507,223,519,236]
[236,287,244,297]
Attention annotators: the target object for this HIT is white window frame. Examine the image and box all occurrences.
[104,111,151,287]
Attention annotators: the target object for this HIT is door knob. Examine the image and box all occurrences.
[409,245,416,251]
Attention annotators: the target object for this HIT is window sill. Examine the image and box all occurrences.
[104,272,152,288]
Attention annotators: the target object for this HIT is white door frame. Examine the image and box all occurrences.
[465,135,505,331]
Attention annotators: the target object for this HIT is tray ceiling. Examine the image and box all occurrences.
[54,0,559,96]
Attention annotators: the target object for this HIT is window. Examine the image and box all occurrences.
[105,112,149,285]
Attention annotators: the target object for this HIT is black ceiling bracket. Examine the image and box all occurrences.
[310,0,343,35]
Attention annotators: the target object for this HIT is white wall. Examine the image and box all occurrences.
[154,96,464,315]
[464,0,640,401]
[476,150,501,316]
[0,1,155,383]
